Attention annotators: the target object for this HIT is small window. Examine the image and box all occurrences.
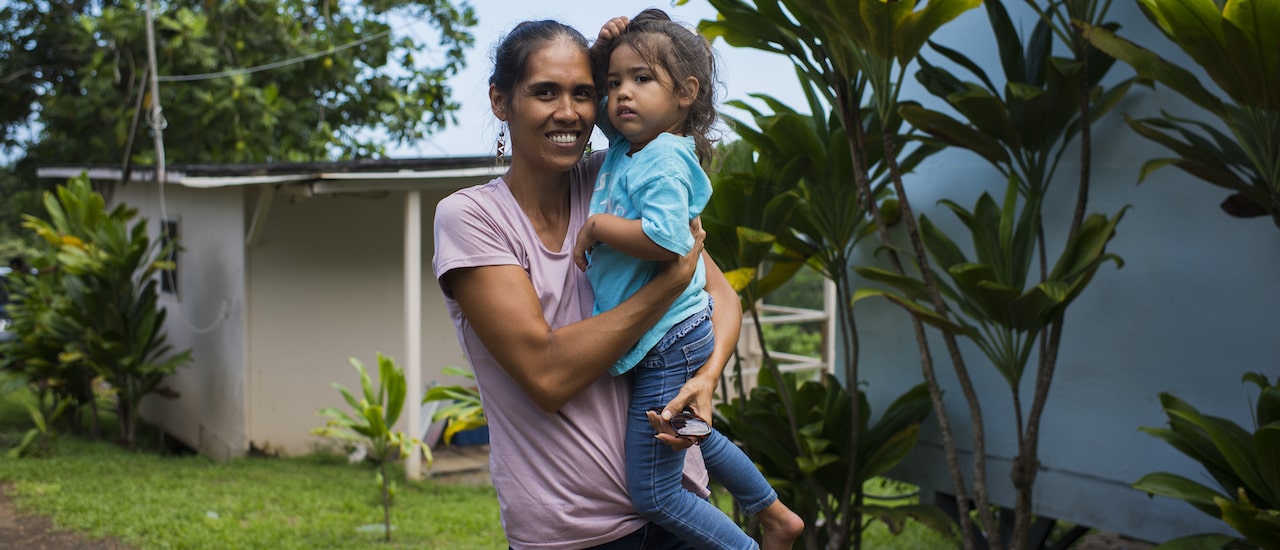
[161,219,179,294]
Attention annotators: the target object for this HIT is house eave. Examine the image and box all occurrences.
[36,157,502,193]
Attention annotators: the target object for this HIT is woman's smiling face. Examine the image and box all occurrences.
[495,36,598,177]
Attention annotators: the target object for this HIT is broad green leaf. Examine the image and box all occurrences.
[1080,22,1225,115]
[854,265,932,303]
[1133,471,1229,518]
[859,423,921,481]
[1222,0,1280,108]
[1151,533,1243,550]
[894,0,983,66]
[1255,424,1280,507]
[440,365,476,380]
[1168,408,1269,504]
[948,87,1022,149]
[899,104,1010,165]
[1009,281,1069,332]
[853,288,974,336]
[723,267,758,293]
[858,503,956,538]
[1218,494,1280,549]
[1257,386,1280,427]
[916,216,962,273]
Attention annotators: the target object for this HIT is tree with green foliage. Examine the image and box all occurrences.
[1,0,476,164]
[0,0,477,243]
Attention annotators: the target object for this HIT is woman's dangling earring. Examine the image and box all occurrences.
[495,124,507,167]
[582,140,592,164]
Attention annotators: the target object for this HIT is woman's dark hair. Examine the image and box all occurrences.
[489,20,589,106]
[600,9,720,164]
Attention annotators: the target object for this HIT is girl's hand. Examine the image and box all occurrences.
[597,16,628,44]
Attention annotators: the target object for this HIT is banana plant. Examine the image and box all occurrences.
[313,353,426,543]
[1080,0,1280,228]
[1132,372,1280,549]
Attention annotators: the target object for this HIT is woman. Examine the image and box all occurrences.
[431,18,742,549]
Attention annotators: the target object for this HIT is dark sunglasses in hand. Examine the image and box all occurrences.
[649,407,711,440]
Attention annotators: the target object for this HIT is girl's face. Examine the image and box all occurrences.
[490,37,597,179]
[605,42,696,154]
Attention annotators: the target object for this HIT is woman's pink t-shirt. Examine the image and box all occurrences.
[432,158,708,549]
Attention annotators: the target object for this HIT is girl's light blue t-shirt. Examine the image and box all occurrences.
[587,116,713,376]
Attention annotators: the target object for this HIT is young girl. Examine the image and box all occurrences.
[572,10,803,550]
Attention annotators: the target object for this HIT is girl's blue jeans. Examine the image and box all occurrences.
[626,297,777,550]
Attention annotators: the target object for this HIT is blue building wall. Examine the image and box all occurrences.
[849,2,1280,543]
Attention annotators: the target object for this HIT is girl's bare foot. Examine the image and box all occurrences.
[758,500,804,550]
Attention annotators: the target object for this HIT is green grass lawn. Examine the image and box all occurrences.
[1,438,505,549]
[0,377,957,549]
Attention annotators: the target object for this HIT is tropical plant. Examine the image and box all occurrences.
[843,0,1136,545]
[313,353,427,543]
[15,175,191,449]
[422,365,486,445]
[854,177,1127,546]
[694,0,975,547]
[707,94,952,547]
[703,132,805,401]
[1132,372,1280,549]
[6,390,71,459]
[715,372,954,548]
[1080,0,1280,229]
[0,265,102,437]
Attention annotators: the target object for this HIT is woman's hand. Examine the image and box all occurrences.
[653,217,705,289]
[653,216,738,451]
[572,217,596,272]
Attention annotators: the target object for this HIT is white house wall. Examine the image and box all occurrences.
[111,182,250,461]
[245,188,466,456]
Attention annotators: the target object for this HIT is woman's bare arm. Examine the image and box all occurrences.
[653,251,740,430]
[444,240,700,413]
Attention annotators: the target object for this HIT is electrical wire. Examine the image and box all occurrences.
[145,0,229,335]
[156,29,391,82]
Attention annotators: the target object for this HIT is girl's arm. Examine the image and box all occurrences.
[444,233,702,413]
[573,213,676,270]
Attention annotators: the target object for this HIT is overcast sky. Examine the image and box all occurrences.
[391,0,807,158]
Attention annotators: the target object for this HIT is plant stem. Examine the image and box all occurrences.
[381,457,392,542]
[880,125,1000,550]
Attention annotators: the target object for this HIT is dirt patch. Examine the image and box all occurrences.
[0,484,133,550]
